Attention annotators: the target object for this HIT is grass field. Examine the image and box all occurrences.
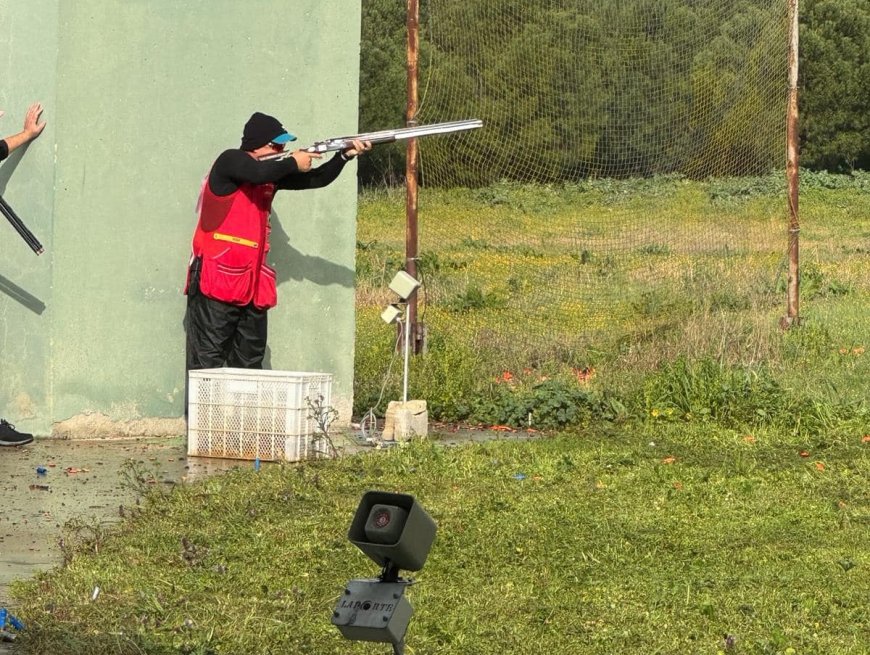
[8,175,870,654]
[10,429,869,654]
[355,173,869,431]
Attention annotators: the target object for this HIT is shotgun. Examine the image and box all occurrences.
[259,118,483,161]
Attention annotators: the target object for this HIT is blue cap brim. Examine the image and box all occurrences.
[271,132,296,144]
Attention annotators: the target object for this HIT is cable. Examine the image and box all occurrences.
[360,326,404,442]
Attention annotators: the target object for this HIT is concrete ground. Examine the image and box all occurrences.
[0,437,241,608]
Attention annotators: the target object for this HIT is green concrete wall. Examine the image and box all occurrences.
[0,1,361,437]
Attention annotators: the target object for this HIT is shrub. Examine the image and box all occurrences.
[641,356,862,434]
[643,357,789,427]
[473,378,601,431]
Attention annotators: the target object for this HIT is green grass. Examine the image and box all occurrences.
[354,175,869,429]
[10,428,870,654]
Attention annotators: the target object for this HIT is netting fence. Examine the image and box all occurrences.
[358,0,792,371]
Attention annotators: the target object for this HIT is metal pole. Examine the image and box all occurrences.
[405,0,421,352]
[403,305,411,404]
[782,0,800,329]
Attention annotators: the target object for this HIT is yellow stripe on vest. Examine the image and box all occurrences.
[213,232,259,248]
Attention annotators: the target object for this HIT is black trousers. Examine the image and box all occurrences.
[186,293,268,370]
[185,262,268,371]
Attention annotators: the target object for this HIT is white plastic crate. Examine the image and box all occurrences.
[187,368,333,461]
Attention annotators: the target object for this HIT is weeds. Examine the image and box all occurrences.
[119,457,171,503]
[58,516,111,565]
[445,284,506,312]
[305,394,339,458]
[643,357,788,427]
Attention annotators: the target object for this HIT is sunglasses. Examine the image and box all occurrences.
[267,142,287,152]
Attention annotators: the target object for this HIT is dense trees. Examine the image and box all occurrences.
[357,0,869,185]
[358,1,408,185]
[799,0,870,171]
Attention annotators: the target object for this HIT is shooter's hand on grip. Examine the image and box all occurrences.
[290,149,322,172]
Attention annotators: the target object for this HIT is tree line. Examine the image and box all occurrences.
[358,0,869,186]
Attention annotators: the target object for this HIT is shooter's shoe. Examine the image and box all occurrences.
[0,419,34,447]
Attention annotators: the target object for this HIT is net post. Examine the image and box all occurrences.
[405,0,423,353]
[781,0,800,330]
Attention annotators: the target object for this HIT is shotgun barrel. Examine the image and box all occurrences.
[259,119,483,161]
[0,195,43,255]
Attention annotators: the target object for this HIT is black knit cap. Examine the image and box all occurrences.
[240,112,295,150]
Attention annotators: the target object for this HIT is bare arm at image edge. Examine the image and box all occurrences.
[0,103,46,161]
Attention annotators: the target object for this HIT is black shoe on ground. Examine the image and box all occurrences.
[0,419,34,447]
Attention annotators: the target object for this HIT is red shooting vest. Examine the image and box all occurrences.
[186,177,278,309]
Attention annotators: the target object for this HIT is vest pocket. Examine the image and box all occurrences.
[254,263,278,309]
[200,255,254,305]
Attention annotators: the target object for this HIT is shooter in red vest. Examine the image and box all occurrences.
[184,112,369,372]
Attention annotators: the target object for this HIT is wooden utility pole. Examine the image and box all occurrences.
[405,0,423,352]
[782,0,800,329]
